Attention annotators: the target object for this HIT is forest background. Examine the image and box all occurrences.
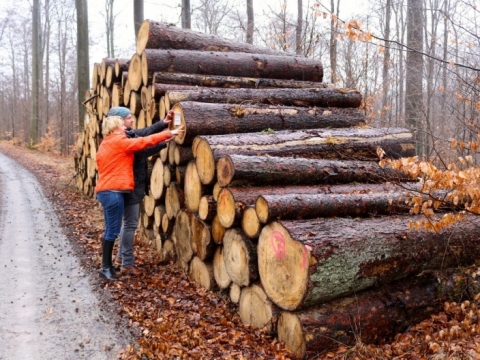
[1,0,477,161]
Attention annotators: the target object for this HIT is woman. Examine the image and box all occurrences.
[95,115,184,281]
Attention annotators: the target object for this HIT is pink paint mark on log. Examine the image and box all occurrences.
[301,246,308,270]
[222,191,227,206]
[270,231,286,259]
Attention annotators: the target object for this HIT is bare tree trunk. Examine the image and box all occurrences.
[382,0,391,125]
[329,0,339,83]
[76,0,89,130]
[105,0,115,58]
[133,0,144,40]
[31,0,40,144]
[182,0,191,29]
[405,0,424,155]
[246,0,254,44]
[296,0,303,55]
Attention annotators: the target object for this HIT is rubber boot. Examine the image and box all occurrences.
[99,240,118,281]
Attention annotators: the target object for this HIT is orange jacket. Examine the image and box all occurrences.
[95,130,172,193]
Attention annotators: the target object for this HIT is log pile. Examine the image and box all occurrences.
[74,21,480,359]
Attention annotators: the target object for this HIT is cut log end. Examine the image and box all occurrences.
[277,312,306,359]
[170,103,186,144]
[238,285,273,331]
[216,155,234,188]
[189,256,215,291]
[258,222,310,310]
[223,228,258,287]
[213,246,231,290]
[195,139,216,185]
[229,283,241,304]
[217,188,236,228]
[136,20,150,55]
[212,215,226,244]
[242,206,261,238]
[255,195,269,224]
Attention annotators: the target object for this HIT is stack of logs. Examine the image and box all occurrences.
[74,21,480,359]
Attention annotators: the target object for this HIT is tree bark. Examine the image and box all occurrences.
[153,71,332,89]
[191,128,415,180]
[170,101,366,146]
[75,0,89,130]
[136,21,288,56]
[258,215,480,310]
[255,191,412,223]
[166,87,362,108]
[246,0,254,44]
[223,228,258,287]
[152,83,200,100]
[277,267,480,358]
[142,49,323,82]
[214,154,410,188]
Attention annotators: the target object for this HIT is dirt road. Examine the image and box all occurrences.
[0,152,131,360]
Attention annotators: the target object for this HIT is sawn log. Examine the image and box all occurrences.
[257,215,480,310]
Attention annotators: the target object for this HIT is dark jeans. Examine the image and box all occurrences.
[118,202,140,267]
[96,191,125,241]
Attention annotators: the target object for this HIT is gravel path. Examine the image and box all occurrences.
[0,152,131,360]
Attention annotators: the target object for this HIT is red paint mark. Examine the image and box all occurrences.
[301,246,308,270]
[222,191,227,206]
[270,231,286,259]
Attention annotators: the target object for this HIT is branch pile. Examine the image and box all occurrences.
[74,21,480,358]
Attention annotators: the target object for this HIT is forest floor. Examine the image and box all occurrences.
[1,140,480,360]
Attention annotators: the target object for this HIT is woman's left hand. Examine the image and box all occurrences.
[163,110,174,125]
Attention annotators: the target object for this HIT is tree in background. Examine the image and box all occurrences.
[134,0,144,40]
[105,0,114,57]
[31,0,40,144]
[76,0,89,130]
[182,0,191,29]
[405,0,424,155]
[246,0,254,44]
[296,0,303,54]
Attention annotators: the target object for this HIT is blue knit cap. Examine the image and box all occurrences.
[107,106,131,119]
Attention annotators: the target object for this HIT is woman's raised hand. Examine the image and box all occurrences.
[171,125,185,136]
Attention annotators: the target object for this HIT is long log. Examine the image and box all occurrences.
[153,71,333,89]
[170,101,366,145]
[277,267,480,358]
[166,88,362,108]
[192,127,415,165]
[255,191,412,223]
[152,83,200,100]
[141,49,323,82]
[136,20,291,56]
[257,215,480,311]
[214,154,411,188]
[223,228,258,287]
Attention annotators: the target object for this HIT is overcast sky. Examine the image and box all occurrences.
[0,0,364,70]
